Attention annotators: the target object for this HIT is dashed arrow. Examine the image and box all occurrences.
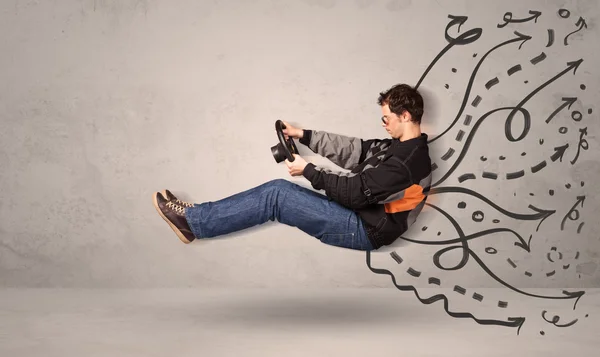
[551,144,570,162]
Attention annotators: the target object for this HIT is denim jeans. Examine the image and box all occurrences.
[184,179,374,251]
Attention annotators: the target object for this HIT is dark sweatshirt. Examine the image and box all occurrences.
[299,129,432,249]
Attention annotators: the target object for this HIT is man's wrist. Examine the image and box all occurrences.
[298,129,312,146]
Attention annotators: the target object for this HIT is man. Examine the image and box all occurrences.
[153,83,432,251]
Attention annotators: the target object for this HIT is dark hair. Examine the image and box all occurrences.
[377,84,424,123]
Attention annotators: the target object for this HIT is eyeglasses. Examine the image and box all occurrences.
[382,110,404,125]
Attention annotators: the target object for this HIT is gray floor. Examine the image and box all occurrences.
[1,288,598,356]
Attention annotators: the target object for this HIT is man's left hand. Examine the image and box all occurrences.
[285,154,308,177]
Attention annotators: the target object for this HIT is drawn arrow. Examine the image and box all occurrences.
[428,31,532,144]
[434,59,584,186]
[415,15,483,90]
[463,142,570,177]
[428,186,555,232]
[459,244,585,309]
[432,107,525,187]
[546,97,578,123]
[401,227,533,252]
[564,17,587,45]
[497,10,542,28]
[551,144,570,162]
[444,15,483,45]
[505,59,584,141]
[424,203,585,310]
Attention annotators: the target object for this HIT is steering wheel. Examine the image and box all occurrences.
[271,120,300,163]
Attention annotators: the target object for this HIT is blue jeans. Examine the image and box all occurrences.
[184,179,374,251]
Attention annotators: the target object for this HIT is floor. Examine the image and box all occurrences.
[1,288,598,356]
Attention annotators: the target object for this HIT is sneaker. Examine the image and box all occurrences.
[152,192,196,244]
[162,189,194,208]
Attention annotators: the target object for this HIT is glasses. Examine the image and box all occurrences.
[382,110,404,125]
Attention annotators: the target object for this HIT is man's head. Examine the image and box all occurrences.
[377,84,424,141]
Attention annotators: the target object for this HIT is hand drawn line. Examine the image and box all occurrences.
[416,15,483,89]
[546,29,555,47]
[432,60,583,186]
[542,310,579,327]
[428,186,555,233]
[424,203,584,309]
[428,31,531,144]
[531,52,547,65]
[485,77,500,89]
[498,10,542,28]
[564,17,587,45]
[401,227,532,253]
[508,64,522,76]
[546,97,578,123]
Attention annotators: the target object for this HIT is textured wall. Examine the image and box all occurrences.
[0,0,598,291]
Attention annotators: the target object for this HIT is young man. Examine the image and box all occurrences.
[153,83,432,251]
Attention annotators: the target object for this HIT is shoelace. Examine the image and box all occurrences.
[166,201,186,215]
[174,199,194,208]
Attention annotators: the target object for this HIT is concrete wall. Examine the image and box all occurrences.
[1,0,598,289]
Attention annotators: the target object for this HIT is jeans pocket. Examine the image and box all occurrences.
[320,232,355,249]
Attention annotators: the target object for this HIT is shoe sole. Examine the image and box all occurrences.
[152,192,193,244]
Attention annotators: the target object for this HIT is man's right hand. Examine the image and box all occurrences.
[282,121,304,140]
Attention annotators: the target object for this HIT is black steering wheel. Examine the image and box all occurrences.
[271,120,300,163]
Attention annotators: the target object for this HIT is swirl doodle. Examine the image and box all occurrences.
[541,310,578,327]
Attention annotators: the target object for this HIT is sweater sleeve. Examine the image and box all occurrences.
[302,157,413,209]
[297,129,363,170]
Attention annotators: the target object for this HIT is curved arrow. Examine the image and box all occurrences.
[424,203,584,309]
[433,60,582,185]
[428,31,532,144]
[564,17,587,45]
[432,107,523,186]
[401,227,533,252]
[505,59,583,141]
[415,15,482,90]
[497,10,542,28]
[428,186,555,231]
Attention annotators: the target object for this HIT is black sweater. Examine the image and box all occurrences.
[299,129,432,249]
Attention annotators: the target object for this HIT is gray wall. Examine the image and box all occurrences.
[1,0,598,289]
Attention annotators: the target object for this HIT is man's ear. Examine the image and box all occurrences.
[400,110,411,123]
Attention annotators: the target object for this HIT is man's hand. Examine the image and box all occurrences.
[282,121,304,140]
[285,154,308,176]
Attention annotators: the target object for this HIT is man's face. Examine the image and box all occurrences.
[381,104,405,139]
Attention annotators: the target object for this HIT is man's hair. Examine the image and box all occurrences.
[377,84,424,124]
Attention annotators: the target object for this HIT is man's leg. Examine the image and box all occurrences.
[184,179,373,251]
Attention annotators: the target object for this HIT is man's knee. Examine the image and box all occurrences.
[268,178,294,189]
